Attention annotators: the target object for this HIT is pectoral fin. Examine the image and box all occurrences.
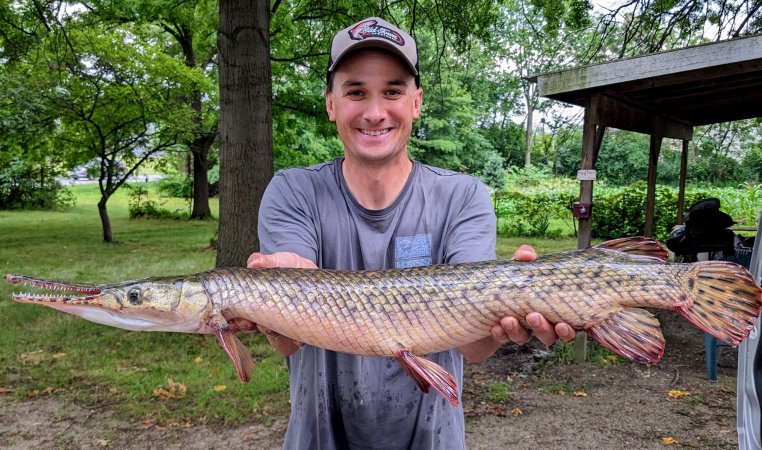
[587,308,665,365]
[394,348,459,407]
[210,314,254,382]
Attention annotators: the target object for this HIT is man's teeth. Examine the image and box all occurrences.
[361,129,390,136]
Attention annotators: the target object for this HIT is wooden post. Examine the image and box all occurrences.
[644,135,662,237]
[577,102,605,250]
[676,140,689,225]
[575,101,605,362]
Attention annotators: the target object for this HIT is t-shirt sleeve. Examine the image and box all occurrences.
[444,178,497,264]
[257,171,319,264]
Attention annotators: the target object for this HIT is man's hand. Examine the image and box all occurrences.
[246,251,317,356]
[247,252,318,269]
[494,244,576,346]
[491,314,576,347]
[459,244,576,363]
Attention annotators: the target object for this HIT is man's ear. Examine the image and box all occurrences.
[325,91,336,122]
[412,87,423,120]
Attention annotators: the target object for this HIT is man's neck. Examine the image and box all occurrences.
[341,156,413,210]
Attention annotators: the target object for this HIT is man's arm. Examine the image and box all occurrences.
[247,251,317,356]
[252,171,323,357]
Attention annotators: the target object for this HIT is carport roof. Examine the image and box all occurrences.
[528,34,762,128]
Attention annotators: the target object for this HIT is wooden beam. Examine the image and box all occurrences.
[676,140,689,225]
[533,35,762,97]
[644,135,663,237]
[588,93,693,141]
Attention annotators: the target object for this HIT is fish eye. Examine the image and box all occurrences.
[127,288,143,305]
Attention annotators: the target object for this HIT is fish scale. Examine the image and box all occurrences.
[7,237,762,407]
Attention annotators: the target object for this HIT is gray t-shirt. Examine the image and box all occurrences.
[258,158,496,450]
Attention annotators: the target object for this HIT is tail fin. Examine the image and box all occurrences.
[674,261,762,346]
[593,237,669,262]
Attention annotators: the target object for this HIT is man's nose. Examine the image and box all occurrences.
[362,96,386,122]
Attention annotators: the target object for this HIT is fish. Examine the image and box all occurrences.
[6,237,762,406]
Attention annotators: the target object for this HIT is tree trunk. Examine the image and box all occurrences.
[190,134,213,219]
[97,196,113,243]
[177,24,213,220]
[216,0,273,268]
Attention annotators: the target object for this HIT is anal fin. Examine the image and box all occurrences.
[587,308,665,365]
[210,314,255,382]
[395,348,459,407]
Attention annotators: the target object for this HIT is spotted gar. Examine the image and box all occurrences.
[6,237,762,406]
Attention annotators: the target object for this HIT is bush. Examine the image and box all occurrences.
[128,185,187,220]
[708,183,762,226]
[494,188,577,237]
[590,183,713,240]
[494,177,758,239]
[0,158,75,210]
[157,173,192,198]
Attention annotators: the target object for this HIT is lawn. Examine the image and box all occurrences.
[0,183,577,425]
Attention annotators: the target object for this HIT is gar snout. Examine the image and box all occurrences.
[6,274,104,303]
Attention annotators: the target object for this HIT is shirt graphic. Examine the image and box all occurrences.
[395,233,432,268]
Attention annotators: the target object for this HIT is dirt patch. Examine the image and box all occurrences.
[0,310,740,449]
[465,310,740,449]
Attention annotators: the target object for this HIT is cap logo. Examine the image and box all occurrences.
[348,19,405,46]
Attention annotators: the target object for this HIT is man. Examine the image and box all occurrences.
[248,17,575,449]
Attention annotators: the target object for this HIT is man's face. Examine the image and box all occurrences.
[326,49,422,165]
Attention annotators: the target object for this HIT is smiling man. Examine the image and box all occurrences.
[248,17,575,449]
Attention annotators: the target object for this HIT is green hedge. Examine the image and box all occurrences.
[590,182,711,241]
[494,188,577,237]
[493,182,760,240]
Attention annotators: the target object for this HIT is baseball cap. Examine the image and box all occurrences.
[327,17,419,87]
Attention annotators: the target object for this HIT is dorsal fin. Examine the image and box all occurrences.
[592,236,668,262]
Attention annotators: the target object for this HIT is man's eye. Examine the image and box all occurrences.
[385,89,402,96]
[346,90,364,97]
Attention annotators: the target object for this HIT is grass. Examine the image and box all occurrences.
[0,183,290,425]
[549,338,625,368]
[484,381,512,403]
[496,235,578,258]
[0,184,578,425]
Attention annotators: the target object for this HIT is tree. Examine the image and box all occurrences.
[492,0,592,167]
[84,0,220,219]
[592,0,762,59]
[1,3,196,241]
[55,25,195,241]
[216,0,272,267]
[151,0,219,219]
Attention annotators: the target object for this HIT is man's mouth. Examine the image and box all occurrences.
[359,128,392,136]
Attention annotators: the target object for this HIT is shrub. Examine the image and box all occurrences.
[590,183,713,240]
[494,188,577,237]
[128,185,187,220]
[0,157,75,210]
[157,174,192,198]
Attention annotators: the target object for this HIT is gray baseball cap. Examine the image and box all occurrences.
[327,17,419,87]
